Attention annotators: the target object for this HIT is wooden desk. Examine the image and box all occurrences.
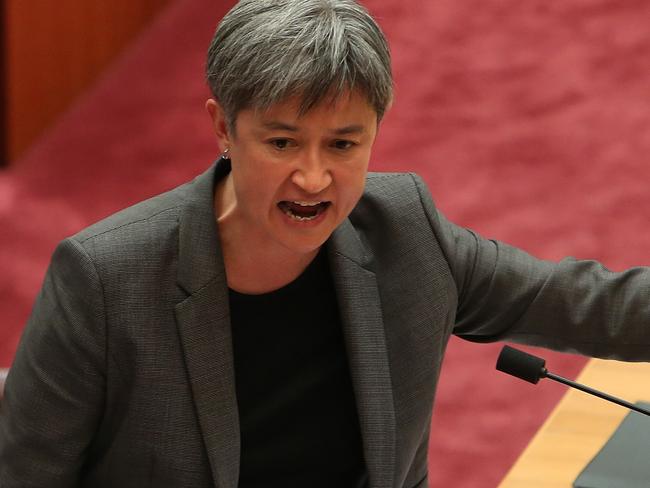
[498,359,650,487]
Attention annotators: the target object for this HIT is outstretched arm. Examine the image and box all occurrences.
[413,173,650,360]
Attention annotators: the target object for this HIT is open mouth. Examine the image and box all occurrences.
[277,201,331,222]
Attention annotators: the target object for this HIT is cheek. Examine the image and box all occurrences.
[233,167,292,218]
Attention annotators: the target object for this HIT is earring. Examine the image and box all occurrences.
[222,148,231,160]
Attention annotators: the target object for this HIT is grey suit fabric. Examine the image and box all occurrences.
[1,160,650,487]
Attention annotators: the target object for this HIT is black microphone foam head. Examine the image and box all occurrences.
[496,346,546,384]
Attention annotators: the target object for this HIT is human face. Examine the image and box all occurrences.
[208,91,378,257]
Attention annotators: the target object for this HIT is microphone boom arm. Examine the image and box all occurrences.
[542,369,650,417]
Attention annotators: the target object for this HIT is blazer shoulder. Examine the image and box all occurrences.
[360,171,438,219]
[70,173,205,253]
[365,171,423,192]
[357,171,462,278]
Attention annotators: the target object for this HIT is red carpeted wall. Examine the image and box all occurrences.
[1,0,649,486]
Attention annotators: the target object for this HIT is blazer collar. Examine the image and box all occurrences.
[174,160,396,488]
[176,159,228,295]
[175,159,240,488]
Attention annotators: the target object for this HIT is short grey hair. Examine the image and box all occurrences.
[206,0,393,131]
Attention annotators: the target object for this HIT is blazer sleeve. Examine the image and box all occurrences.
[0,237,106,487]
[411,173,650,361]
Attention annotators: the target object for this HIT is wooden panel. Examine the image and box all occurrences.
[1,0,6,165]
[5,0,171,164]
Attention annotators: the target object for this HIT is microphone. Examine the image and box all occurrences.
[496,345,650,417]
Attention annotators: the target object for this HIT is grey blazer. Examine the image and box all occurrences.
[2,160,650,488]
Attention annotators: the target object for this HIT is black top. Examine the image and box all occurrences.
[229,248,368,488]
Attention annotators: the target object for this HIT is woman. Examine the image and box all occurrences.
[2,1,649,487]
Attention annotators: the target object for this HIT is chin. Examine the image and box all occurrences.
[274,231,331,256]
[282,239,327,256]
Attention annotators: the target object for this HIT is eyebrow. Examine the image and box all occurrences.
[261,121,366,135]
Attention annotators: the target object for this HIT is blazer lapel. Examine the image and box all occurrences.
[174,162,240,488]
[328,219,396,488]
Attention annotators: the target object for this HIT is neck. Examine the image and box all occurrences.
[224,245,319,295]
[214,174,320,294]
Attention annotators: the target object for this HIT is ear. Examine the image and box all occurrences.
[206,98,232,152]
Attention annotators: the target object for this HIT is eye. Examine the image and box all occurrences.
[269,138,292,150]
[333,139,356,150]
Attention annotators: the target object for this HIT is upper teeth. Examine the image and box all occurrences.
[292,201,322,206]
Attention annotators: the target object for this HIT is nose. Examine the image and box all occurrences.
[291,153,332,194]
